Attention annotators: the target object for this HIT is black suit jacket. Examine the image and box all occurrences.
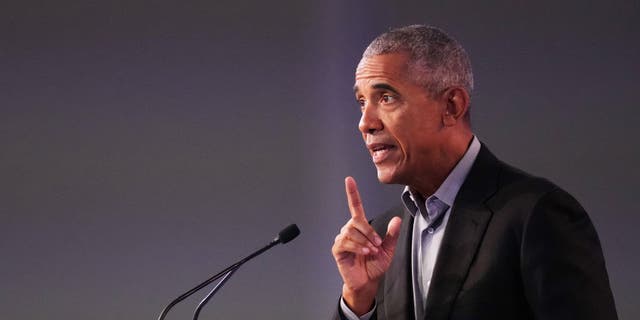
[334,145,617,320]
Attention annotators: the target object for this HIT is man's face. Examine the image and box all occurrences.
[354,52,448,186]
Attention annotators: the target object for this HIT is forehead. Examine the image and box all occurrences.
[354,53,412,92]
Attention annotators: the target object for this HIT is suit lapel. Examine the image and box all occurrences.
[423,145,501,320]
[380,209,414,320]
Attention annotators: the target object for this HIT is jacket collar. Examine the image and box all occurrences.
[424,144,501,319]
[380,143,502,320]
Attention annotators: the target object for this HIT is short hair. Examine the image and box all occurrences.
[363,25,474,97]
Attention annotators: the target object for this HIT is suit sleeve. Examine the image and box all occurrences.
[521,188,617,319]
[331,298,377,320]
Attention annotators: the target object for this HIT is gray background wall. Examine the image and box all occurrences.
[2,1,638,319]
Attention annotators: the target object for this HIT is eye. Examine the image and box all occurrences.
[381,94,396,104]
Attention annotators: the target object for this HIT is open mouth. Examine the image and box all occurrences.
[369,144,396,163]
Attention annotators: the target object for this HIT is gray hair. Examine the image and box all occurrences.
[363,25,474,97]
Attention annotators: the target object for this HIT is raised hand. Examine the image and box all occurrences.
[332,176,402,315]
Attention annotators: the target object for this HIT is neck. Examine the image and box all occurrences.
[410,132,473,196]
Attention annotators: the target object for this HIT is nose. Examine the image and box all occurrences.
[358,103,383,135]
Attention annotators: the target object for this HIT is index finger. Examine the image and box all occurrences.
[345,176,366,221]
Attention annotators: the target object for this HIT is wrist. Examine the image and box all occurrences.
[342,283,377,316]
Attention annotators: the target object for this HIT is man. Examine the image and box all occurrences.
[331,25,617,320]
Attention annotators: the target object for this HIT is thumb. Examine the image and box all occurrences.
[382,216,402,254]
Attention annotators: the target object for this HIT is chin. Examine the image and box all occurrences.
[376,163,412,186]
[376,168,399,185]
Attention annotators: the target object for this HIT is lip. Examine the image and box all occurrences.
[367,143,397,164]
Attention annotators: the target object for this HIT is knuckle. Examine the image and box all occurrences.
[332,240,343,253]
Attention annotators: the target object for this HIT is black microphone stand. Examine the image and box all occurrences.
[192,267,238,320]
[156,261,241,320]
[156,224,299,320]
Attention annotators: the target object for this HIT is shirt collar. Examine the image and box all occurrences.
[402,136,481,216]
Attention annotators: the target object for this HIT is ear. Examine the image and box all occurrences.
[442,87,470,127]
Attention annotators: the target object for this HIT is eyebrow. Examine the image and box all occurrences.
[353,83,401,95]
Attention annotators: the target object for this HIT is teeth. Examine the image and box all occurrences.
[371,146,392,163]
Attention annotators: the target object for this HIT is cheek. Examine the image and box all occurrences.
[386,115,411,147]
[392,118,434,159]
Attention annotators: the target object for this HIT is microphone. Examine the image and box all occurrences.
[190,224,302,320]
[275,223,301,244]
[157,224,300,320]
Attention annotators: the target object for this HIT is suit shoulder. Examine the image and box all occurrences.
[488,160,589,227]
[472,145,565,207]
[494,160,564,200]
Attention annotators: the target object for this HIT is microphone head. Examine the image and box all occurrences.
[276,224,300,244]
